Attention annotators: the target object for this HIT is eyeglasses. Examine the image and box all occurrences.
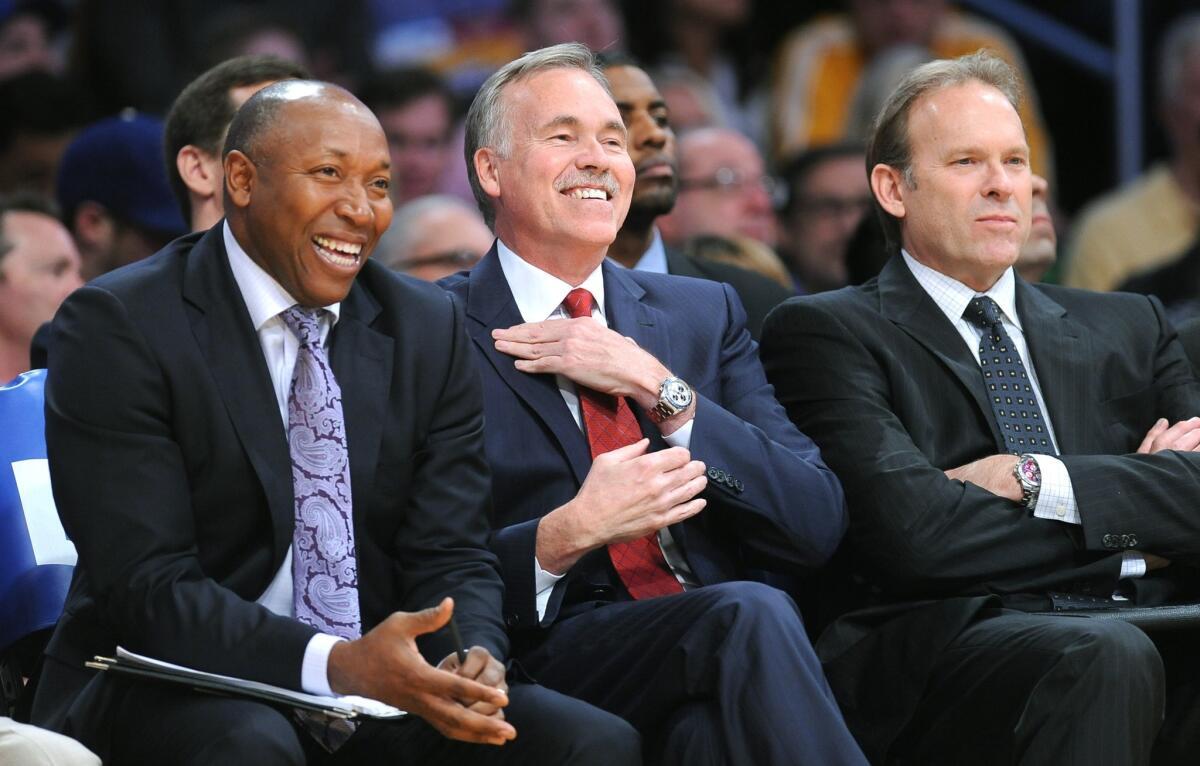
[678,167,786,207]
[791,196,874,219]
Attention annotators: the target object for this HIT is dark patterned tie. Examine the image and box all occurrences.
[281,306,362,639]
[561,288,684,599]
[962,296,1056,455]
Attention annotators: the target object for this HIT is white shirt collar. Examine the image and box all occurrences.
[630,228,669,274]
[901,249,1020,329]
[495,238,607,322]
[223,220,340,330]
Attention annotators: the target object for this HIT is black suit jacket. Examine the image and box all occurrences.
[760,254,1200,756]
[441,248,846,645]
[34,226,505,730]
[664,248,793,341]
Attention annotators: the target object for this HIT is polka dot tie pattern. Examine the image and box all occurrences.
[281,306,362,640]
[562,288,684,599]
[962,296,1056,455]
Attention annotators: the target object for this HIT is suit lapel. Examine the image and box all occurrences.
[1016,281,1092,454]
[464,249,592,484]
[604,262,672,438]
[329,282,391,525]
[182,227,294,567]
[877,256,1004,449]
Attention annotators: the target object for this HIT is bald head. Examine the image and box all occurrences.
[224,80,369,163]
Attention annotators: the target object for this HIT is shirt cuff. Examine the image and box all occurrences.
[301,632,345,697]
[1030,454,1079,525]
[663,417,694,449]
[1119,552,1148,580]
[534,556,566,621]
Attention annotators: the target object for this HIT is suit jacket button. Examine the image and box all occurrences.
[733,478,744,493]
[505,614,520,628]
[1126,534,1138,548]
[1102,534,1117,549]
[707,467,720,480]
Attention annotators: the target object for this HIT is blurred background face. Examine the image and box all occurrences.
[379,94,453,205]
[663,128,778,247]
[526,0,624,50]
[1165,47,1200,162]
[380,199,492,282]
[848,0,947,53]
[0,210,82,346]
[785,153,871,291]
[1016,173,1056,282]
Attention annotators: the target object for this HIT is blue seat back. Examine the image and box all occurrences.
[0,370,75,651]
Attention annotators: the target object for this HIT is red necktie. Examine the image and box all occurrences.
[562,288,684,599]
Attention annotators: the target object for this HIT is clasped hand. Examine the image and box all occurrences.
[327,598,515,746]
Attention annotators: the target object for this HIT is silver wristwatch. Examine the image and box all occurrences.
[1013,453,1042,511]
[647,376,694,423]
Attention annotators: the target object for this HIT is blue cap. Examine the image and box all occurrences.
[55,112,187,237]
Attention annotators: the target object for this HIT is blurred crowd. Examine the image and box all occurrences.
[2,0,1200,385]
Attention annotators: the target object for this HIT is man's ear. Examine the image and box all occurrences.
[870,163,907,221]
[72,201,115,252]
[474,147,502,199]
[176,145,220,197]
[223,150,256,209]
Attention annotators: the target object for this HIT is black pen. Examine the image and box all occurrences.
[448,614,468,665]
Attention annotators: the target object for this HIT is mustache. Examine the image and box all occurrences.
[554,171,620,198]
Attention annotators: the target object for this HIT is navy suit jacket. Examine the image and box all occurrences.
[34,226,505,735]
[441,247,846,641]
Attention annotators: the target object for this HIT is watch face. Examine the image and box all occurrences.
[1019,458,1040,484]
[665,379,692,407]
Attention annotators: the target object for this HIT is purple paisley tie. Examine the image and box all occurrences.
[281,306,362,640]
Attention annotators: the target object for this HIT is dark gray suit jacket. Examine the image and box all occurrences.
[760,254,1200,756]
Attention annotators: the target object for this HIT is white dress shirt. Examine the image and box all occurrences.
[494,240,699,619]
[627,228,669,273]
[902,251,1146,581]
[223,222,343,696]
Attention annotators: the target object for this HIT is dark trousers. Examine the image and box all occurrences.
[519,581,869,766]
[886,609,1200,766]
[35,667,639,766]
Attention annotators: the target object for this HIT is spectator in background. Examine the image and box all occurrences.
[658,126,779,250]
[56,113,187,280]
[164,55,309,232]
[0,70,83,196]
[512,0,625,52]
[193,7,310,72]
[361,66,459,205]
[0,0,69,79]
[778,144,871,294]
[601,56,792,339]
[771,0,1052,177]
[0,195,81,382]
[649,64,725,133]
[378,195,491,281]
[1018,173,1057,282]
[684,234,794,291]
[1067,14,1200,291]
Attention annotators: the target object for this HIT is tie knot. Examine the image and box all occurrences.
[964,296,1005,329]
[562,288,595,319]
[281,306,323,346]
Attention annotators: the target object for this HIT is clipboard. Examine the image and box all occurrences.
[86,647,406,720]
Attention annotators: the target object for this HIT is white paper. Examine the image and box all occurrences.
[12,459,77,566]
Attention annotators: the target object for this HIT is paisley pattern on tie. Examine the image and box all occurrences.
[963,296,1056,455]
[281,306,362,639]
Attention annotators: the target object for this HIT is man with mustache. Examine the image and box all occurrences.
[31,79,638,765]
[441,43,867,765]
[600,54,793,341]
[762,52,1200,764]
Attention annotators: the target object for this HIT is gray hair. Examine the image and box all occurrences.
[1159,14,1200,106]
[463,42,610,227]
[867,50,1022,254]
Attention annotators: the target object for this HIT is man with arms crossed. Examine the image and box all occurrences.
[762,52,1200,764]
